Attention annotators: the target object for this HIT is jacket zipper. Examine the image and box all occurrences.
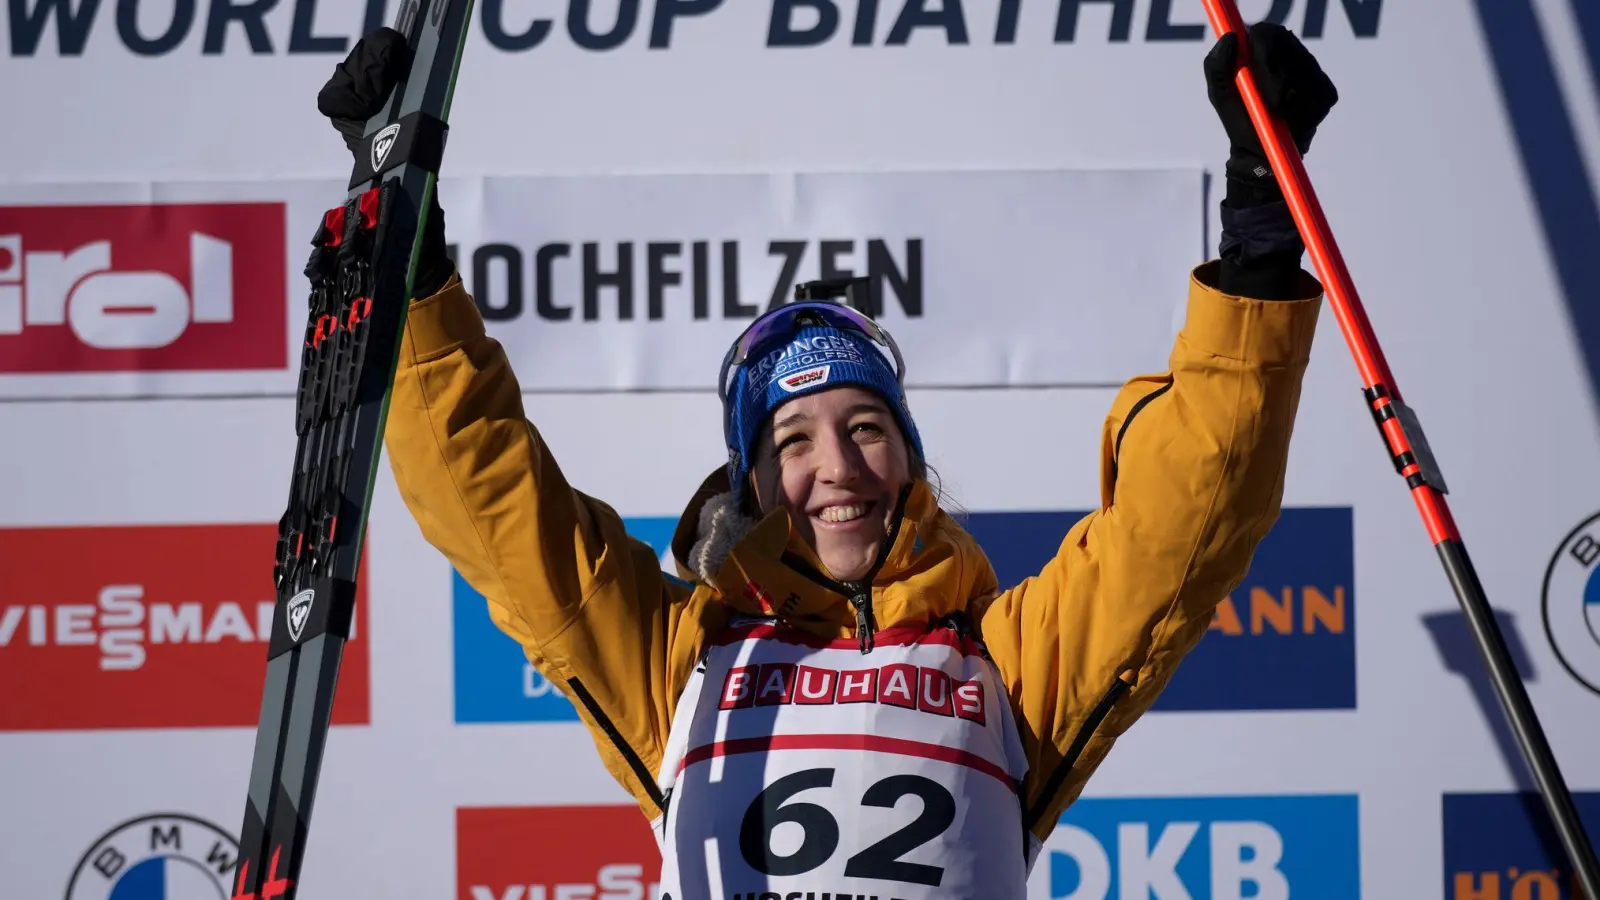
[778,487,909,654]
[1022,677,1129,832]
[848,592,876,653]
[566,675,668,813]
[779,551,879,654]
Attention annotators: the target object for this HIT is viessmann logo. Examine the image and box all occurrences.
[457,805,661,900]
[0,202,286,373]
[0,523,369,730]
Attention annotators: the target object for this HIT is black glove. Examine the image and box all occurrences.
[1202,23,1338,300]
[317,28,455,300]
[1205,22,1338,208]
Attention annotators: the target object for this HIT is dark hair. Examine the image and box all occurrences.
[916,454,967,526]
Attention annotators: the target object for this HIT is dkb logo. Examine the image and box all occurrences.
[1028,795,1360,899]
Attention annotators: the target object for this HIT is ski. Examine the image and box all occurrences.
[232,2,475,897]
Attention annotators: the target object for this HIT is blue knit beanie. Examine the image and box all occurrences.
[723,322,923,510]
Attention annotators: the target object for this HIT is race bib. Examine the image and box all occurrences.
[654,618,1032,900]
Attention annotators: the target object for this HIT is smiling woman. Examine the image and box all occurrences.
[693,287,925,598]
[753,389,911,581]
[339,19,1339,899]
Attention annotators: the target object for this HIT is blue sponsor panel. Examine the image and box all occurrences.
[1443,792,1600,899]
[965,507,1356,711]
[1034,794,1360,899]
[452,516,679,723]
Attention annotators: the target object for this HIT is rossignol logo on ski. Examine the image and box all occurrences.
[287,589,316,642]
[372,124,402,172]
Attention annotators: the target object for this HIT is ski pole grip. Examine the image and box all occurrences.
[1200,0,1460,544]
[1200,0,1395,399]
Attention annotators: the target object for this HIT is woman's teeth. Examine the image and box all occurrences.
[819,504,868,523]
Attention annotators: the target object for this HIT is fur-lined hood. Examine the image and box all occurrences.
[665,466,999,642]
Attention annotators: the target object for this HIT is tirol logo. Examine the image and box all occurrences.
[0,203,286,373]
[1542,511,1600,696]
[372,124,402,172]
[286,589,315,643]
[1443,791,1600,899]
[65,813,239,900]
[966,506,1355,711]
[779,364,830,393]
[457,805,661,900]
[453,517,681,723]
[0,523,369,730]
[1028,795,1360,899]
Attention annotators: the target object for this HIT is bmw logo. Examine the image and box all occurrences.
[66,813,238,900]
[1542,511,1600,696]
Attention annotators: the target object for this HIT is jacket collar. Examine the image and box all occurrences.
[669,467,997,642]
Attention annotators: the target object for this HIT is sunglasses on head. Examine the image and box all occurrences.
[717,277,907,404]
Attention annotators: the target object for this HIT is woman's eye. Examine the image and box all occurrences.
[852,423,884,438]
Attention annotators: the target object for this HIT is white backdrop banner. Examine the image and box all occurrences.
[0,168,1201,398]
[449,169,1202,391]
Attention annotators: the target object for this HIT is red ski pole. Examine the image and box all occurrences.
[1200,1,1600,892]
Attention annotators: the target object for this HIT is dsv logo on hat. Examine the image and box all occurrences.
[65,813,239,900]
[1542,511,1600,696]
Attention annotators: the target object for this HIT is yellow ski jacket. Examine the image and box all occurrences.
[383,260,1322,845]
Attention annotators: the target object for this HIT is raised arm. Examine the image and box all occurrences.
[383,273,696,820]
[977,262,1321,846]
[318,29,697,821]
[975,22,1338,849]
